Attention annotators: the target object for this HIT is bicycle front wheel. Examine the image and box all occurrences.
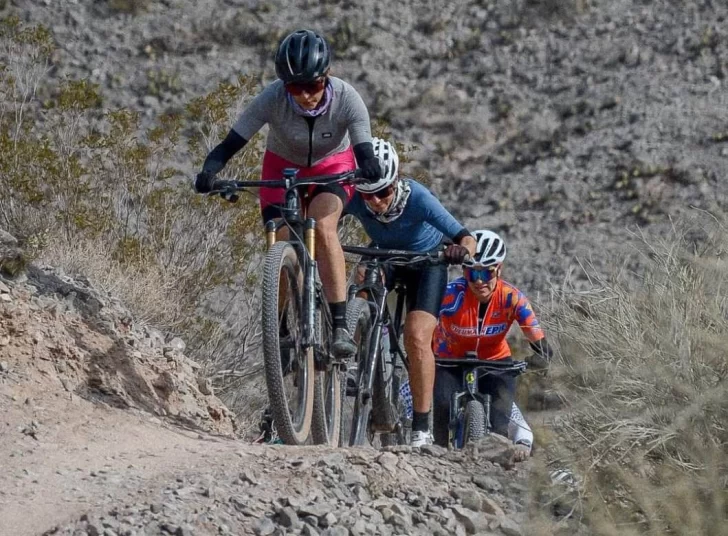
[262,242,314,445]
[464,399,487,445]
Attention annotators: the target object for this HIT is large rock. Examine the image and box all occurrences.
[0,229,26,278]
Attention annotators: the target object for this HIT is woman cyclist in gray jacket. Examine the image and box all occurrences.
[194,29,381,358]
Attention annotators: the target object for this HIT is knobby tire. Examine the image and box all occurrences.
[261,242,314,445]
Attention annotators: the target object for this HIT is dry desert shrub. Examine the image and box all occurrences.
[531,217,728,535]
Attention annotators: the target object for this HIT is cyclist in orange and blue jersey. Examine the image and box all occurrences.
[431,230,553,450]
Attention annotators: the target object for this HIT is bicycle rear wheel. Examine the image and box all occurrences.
[312,307,342,446]
[344,297,373,446]
[379,366,411,447]
[262,242,314,445]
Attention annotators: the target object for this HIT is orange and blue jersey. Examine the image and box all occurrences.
[432,278,545,361]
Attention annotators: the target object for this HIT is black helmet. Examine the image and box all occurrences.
[275,29,331,84]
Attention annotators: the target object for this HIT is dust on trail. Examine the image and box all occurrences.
[0,394,236,536]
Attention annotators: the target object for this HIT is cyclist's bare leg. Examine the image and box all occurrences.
[403,310,437,414]
[307,192,346,302]
[307,192,355,357]
[274,222,289,241]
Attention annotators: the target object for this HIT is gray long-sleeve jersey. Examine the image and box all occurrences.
[233,76,372,168]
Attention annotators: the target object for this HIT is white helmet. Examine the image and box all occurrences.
[356,137,399,193]
[465,230,507,267]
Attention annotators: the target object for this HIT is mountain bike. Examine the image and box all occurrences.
[436,355,527,449]
[340,245,450,447]
[210,168,360,446]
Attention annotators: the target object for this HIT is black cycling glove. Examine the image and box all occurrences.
[359,157,382,182]
[527,338,553,370]
[444,244,470,264]
[353,141,382,182]
[195,171,216,193]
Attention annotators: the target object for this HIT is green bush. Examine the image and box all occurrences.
[0,17,270,430]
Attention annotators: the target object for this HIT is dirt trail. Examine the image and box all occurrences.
[0,391,235,536]
[0,259,532,536]
[1,387,531,536]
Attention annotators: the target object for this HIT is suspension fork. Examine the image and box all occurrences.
[449,367,479,448]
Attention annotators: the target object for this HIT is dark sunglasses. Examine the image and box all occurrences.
[361,185,394,201]
[285,77,327,96]
[464,266,498,283]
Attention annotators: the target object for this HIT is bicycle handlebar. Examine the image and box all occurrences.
[342,245,442,259]
[434,358,528,375]
[208,169,363,196]
[342,245,450,266]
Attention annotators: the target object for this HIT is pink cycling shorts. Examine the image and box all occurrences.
[259,147,357,212]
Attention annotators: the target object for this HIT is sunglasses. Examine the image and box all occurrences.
[285,77,327,96]
[361,185,394,201]
[464,266,499,283]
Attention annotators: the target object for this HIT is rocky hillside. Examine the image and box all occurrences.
[0,244,235,437]
[8,0,728,290]
[2,0,726,533]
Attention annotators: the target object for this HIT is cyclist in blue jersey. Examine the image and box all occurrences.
[344,138,476,447]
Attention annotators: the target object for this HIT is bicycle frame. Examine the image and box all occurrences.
[343,246,444,437]
[438,358,527,448]
[214,168,357,353]
[345,258,408,411]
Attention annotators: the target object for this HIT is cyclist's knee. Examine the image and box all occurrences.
[308,192,344,222]
[404,315,437,355]
[353,265,366,285]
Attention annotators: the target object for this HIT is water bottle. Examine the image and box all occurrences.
[399,377,413,420]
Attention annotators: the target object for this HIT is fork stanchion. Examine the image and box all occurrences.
[265,220,276,250]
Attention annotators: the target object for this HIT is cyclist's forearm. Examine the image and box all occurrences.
[352,141,375,165]
[202,130,248,174]
[529,337,553,359]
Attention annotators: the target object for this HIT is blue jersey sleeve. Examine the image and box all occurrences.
[413,182,467,240]
[343,193,364,218]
